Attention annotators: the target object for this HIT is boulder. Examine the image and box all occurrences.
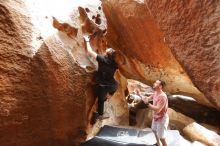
[0,1,94,145]
[183,122,220,146]
[102,0,220,110]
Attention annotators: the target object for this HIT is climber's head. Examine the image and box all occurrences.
[105,48,116,60]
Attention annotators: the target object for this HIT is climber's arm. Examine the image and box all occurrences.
[84,36,97,60]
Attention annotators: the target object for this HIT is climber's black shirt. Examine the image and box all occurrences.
[95,55,118,85]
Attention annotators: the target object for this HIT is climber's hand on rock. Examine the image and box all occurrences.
[83,35,90,42]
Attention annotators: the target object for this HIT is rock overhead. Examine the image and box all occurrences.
[102,0,220,109]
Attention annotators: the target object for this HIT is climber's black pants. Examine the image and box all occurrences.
[96,83,118,115]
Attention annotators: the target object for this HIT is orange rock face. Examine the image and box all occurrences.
[102,0,220,109]
[0,1,128,146]
[0,1,94,146]
[145,0,220,110]
[53,17,78,38]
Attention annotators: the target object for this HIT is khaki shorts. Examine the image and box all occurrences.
[151,114,169,139]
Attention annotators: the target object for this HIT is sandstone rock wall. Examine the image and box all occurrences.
[145,0,220,110]
[102,0,220,109]
[0,1,130,145]
[0,1,94,146]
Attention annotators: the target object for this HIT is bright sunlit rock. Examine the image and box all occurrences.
[24,0,101,53]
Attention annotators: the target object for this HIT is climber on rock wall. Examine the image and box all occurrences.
[83,35,119,125]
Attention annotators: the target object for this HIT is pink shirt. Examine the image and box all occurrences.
[152,92,168,121]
